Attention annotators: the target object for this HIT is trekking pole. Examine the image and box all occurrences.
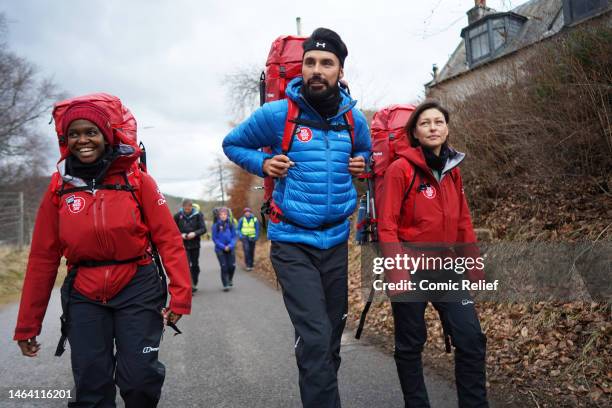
[366,158,378,242]
[355,158,379,339]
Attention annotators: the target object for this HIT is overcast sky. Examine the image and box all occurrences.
[1,0,525,199]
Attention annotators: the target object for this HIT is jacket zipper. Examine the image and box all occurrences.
[324,130,331,222]
[431,170,449,241]
[298,94,338,226]
[91,180,105,250]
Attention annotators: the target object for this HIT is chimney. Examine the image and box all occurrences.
[467,0,493,25]
[432,64,439,80]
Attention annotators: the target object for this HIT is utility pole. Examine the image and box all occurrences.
[296,17,302,36]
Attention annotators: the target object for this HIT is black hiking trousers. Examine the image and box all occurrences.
[65,262,165,408]
[270,241,348,408]
[391,297,489,408]
[186,247,201,286]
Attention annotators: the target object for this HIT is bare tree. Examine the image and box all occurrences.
[205,154,233,205]
[0,13,61,187]
[223,64,262,122]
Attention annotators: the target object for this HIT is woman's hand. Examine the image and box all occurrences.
[187,232,196,240]
[162,308,182,325]
[17,337,40,357]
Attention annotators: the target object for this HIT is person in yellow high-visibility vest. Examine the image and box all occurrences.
[237,207,260,271]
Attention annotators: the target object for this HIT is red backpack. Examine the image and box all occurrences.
[52,93,139,162]
[356,104,416,244]
[258,35,355,226]
[50,93,145,193]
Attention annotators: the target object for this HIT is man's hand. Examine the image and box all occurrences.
[349,156,366,176]
[187,232,196,240]
[17,337,40,357]
[181,233,187,240]
[224,245,230,252]
[162,308,182,325]
[263,155,295,178]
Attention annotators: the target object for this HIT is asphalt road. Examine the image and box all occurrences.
[0,241,459,407]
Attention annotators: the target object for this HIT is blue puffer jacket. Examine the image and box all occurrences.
[223,77,371,249]
[212,220,238,253]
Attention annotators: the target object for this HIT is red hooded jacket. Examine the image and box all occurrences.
[14,145,192,341]
[377,145,482,294]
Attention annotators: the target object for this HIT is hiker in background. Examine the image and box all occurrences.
[14,94,191,407]
[174,198,207,292]
[212,207,237,291]
[223,27,370,408]
[237,207,259,271]
[378,100,488,407]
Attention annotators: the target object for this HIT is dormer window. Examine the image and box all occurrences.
[492,19,506,50]
[468,23,490,60]
[563,0,608,26]
[461,13,527,67]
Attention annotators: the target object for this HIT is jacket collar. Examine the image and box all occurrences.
[396,144,465,176]
[285,77,357,120]
[57,143,140,185]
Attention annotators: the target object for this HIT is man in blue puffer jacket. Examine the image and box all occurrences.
[223,28,370,408]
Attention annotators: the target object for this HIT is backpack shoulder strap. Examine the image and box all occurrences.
[343,108,355,151]
[401,159,419,203]
[118,170,145,224]
[282,99,300,154]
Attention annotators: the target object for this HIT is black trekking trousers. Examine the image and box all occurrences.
[270,241,348,408]
[65,263,165,408]
[186,247,201,286]
[391,297,489,408]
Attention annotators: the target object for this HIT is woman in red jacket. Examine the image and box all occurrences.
[378,100,488,407]
[13,95,192,407]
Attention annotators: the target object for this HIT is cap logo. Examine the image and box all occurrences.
[316,42,326,48]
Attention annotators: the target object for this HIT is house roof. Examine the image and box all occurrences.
[430,0,566,86]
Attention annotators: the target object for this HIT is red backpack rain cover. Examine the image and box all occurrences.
[370,104,416,211]
[52,93,138,161]
[50,93,142,195]
[260,35,306,202]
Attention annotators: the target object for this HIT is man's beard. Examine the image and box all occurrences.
[304,75,339,102]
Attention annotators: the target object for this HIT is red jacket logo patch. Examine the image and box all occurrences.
[296,127,313,142]
[65,195,86,214]
[423,185,437,200]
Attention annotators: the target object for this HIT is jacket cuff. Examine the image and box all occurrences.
[169,300,191,315]
[14,326,40,341]
[257,152,274,178]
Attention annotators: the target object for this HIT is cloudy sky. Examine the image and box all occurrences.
[1,0,525,199]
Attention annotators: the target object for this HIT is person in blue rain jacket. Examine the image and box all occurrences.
[211,207,238,291]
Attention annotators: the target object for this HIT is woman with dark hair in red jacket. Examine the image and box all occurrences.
[378,100,489,407]
[13,94,192,407]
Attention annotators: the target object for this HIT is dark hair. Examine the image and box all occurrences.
[405,100,450,148]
